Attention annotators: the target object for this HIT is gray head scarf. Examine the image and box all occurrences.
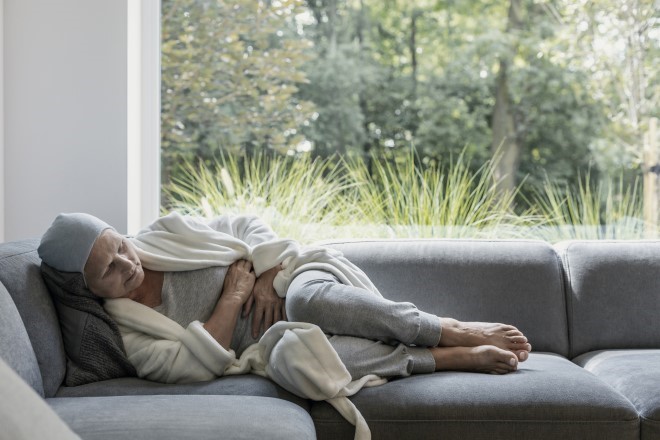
[38,213,137,385]
[38,213,114,280]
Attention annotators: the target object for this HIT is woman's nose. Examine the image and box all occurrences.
[115,254,133,271]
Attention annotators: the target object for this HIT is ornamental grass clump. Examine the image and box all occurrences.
[162,154,355,243]
[526,173,646,241]
[162,152,646,243]
[343,151,532,238]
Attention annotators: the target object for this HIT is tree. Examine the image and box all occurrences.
[552,0,658,173]
[159,0,640,206]
[161,0,315,183]
[491,0,523,196]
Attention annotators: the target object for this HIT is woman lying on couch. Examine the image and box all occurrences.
[38,212,531,386]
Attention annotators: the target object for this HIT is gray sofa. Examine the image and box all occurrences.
[1,237,658,439]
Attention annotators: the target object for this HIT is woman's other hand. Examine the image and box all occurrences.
[244,264,286,338]
[221,260,256,306]
[205,259,255,350]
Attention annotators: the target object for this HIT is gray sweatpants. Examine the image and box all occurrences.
[286,270,441,379]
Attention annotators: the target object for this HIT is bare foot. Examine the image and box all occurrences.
[438,318,532,362]
[431,345,518,374]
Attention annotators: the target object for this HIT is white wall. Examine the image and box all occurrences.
[3,0,129,240]
[0,0,5,242]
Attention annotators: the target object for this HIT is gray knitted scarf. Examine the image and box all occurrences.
[40,263,137,386]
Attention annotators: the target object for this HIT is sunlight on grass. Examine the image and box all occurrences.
[163,152,650,244]
[343,151,535,239]
[526,173,646,241]
[163,154,356,243]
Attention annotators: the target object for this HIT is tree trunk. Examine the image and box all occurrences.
[491,0,523,197]
[491,59,519,195]
[410,9,419,98]
[327,0,338,57]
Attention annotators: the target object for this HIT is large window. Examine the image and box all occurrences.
[160,0,658,243]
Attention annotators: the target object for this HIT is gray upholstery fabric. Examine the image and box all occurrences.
[311,352,639,440]
[556,241,660,357]
[54,375,311,411]
[326,239,569,355]
[574,349,660,440]
[40,263,137,386]
[49,395,316,440]
[0,281,44,396]
[0,239,66,397]
[0,358,80,440]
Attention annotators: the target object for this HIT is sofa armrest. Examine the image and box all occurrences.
[0,357,80,440]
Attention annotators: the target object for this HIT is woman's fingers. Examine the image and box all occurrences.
[272,305,281,327]
[263,307,274,335]
[252,306,263,339]
[243,294,254,317]
[251,301,286,338]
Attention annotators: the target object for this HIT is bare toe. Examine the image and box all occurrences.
[508,335,528,344]
[439,319,532,356]
[514,350,529,362]
[432,345,518,374]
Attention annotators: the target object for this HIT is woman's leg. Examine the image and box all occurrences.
[286,270,442,347]
[328,335,436,379]
[286,270,531,362]
[330,336,519,378]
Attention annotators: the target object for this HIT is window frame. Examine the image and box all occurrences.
[127,0,161,235]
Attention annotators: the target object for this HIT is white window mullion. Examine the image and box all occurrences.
[127,0,161,235]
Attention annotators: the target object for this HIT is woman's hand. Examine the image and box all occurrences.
[243,264,286,338]
[220,259,256,306]
[204,260,255,350]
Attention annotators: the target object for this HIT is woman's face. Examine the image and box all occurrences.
[84,229,144,299]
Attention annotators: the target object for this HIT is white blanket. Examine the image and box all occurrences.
[104,296,381,440]
[129,212,381,297]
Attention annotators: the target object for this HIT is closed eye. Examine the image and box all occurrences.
[103,262,115,278]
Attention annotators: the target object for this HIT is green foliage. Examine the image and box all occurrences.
[161,0,315,175]
[551,0,658,171]
[526,173,646,240]
[160,0,657,227]
[512,58,607,189]
[343,150,530,237]
[160,152,648,243]
[162,153,356,243]
[297,48,367,156]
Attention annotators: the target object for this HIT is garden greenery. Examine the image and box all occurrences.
[163,152,650,244]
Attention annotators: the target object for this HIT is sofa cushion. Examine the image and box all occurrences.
[311,353,639,440]
[49,395,316,440]
[326,239,568,355]
[0,239,66,397]
[0,358,80,440]
[555,241,660,357]
[54,375,310,411]
[574,349,660,440]
[0,281,44,396]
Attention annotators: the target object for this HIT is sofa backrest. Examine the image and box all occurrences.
[0,239,66,397]
[326,239,569,356]
[0,280,44,396]
[556,240,660,358]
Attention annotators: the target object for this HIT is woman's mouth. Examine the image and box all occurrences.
[126,267,137,284]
